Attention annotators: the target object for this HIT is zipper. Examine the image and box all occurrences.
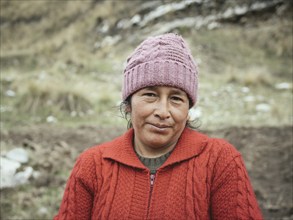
[147,171,156,219]
[150,173,155,187]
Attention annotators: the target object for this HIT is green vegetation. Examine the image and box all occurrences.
[1,184,65,219]
[2,16,291,130]
[0,1,292,219]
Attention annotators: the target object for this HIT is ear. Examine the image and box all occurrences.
[125,104,131,113]
[187,113,191,121]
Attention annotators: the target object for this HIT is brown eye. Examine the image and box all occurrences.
[144,93,156,97]
[171,96,183,102]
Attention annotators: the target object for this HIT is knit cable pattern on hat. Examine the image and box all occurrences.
[122,33,199,106]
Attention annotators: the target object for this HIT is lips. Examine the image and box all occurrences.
[153,124,171,128]
[148,123,172,129]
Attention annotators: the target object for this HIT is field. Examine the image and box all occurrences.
[0,1,292,219]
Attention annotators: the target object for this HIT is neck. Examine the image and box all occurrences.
[134,137,177,158]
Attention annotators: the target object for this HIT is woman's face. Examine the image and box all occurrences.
[130,86,190,157]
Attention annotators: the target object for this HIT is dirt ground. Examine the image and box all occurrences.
[1,125,292,219]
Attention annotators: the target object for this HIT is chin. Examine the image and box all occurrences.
[145,137,170,149]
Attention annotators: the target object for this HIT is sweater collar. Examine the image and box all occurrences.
[103,127,209,170]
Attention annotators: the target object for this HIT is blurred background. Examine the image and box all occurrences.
[0,0,292,219]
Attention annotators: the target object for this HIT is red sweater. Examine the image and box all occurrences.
[54,128,263,220]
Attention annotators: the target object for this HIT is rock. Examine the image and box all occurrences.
[139,0,202,27]
[100,35,121,48]
[207,21,220,30]
[244,96,255,102]
[14,166,34,185]
[116,18,132,29]
[241,87,250,93]
[0,157,21,188]
[38,207,49,216]
[5,90,16,97]
[32,170,41,179]
[100,22,110,34]
[0,148,37,188]
[117,14,141,29]
[256,103,271,112]
[6,148,29,163]
[139,0,285,35]
[46,115,57,123]
[1,156,36,188]
[131,14,141,25]
[275,82,292,90]
[0,105,13,113]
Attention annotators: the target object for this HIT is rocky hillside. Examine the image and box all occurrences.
[1,0,292,129]
[1,0,292,68]
[0,1,292,220]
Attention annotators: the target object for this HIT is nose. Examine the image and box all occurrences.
[154,99,170,120]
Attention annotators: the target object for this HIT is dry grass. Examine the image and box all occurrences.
[1,0,292,130]
[0,1,136,70]
[0,2,292,219]
[16,81,93,116]
[227,66,273,87]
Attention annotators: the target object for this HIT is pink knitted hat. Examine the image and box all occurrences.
[122,33,199,106]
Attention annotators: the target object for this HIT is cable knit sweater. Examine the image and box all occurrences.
[54,128,263,220]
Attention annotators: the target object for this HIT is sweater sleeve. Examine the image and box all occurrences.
[210,139,263,220]
[54,150,97,220]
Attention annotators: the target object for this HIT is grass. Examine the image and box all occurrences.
[16,81,93,115]
[0,2,292,219]
[1,19,292,130]
[183,21,292,129]
[226,66,273,87]
[1,183,66,219]
[198,71,292,129]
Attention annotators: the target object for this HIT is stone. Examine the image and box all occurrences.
[0,157,21,188]
[14,166,34,185]
[256,103,271,112]
[275,82,292,90]
[6,148,29,164]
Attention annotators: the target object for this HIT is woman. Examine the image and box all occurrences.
[54,33,263,219]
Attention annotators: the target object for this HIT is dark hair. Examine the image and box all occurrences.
[119,97,201,130]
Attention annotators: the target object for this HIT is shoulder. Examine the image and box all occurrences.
[77,137,120,162]
[186,128,240,158]
[208,137,241,159]
[199,135,245,183]
[77,129,132,163]
[186,129,242,171]
[70,134,125,180]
